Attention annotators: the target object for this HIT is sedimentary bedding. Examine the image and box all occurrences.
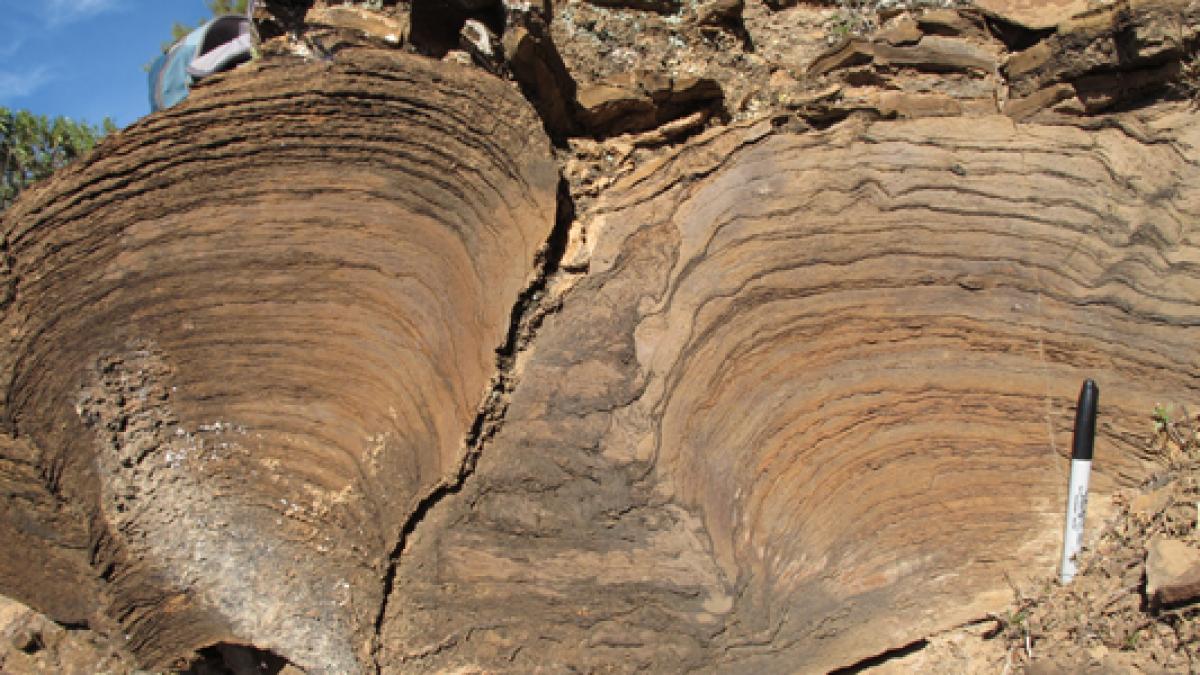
[2,0,1200,673]
[0,51,558,671]
[380,109,1200,672]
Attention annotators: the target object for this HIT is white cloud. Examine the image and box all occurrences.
[0,66,53,102]
[43,0,125,26]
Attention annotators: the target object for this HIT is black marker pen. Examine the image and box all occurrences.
[1060,379,1098,584]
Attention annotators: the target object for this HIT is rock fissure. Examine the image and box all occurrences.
[370,177,574,669]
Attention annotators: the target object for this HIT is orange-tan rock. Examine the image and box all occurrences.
[0,50,557,672]
[1,0,1199,672]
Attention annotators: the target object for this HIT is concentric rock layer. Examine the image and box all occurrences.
[0,52,558,671]
[2,8,1200,673]
[382,112,1200,672]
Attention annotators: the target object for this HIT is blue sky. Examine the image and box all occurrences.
[0,1,218,128]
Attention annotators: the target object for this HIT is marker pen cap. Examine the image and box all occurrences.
[1071,379,1099,461]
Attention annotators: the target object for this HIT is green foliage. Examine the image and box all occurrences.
[0,108,112,211]
[1154,403,1172,433]
[162,0,251,53]
[826,0,876,41]
[824,0,975,43]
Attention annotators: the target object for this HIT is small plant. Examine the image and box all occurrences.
[1153,403,1197,452]
[825,0,877,42]
[823,0,977,43]
[1154,403,1172,433]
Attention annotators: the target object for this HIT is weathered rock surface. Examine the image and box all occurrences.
[0,594,137,675]
[575,71,724,136]
[3,0,1200,672]
[380,106,1200,671]
[1146,537,1200,606]
[0,50,558,672]
[793,1,1200,124]
[1003,0,1200,118]
[503,1,580,140]
[976,0,1092,30]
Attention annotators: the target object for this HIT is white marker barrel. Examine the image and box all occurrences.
[1060,379,1098,584]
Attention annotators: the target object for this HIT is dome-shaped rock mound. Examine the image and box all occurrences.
[381,114,1200,672]
[0,51,559,672]
[3,2,1200,672]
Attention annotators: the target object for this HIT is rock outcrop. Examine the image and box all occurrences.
[382,107,1200,671]
[2,0,1200,672]
[0,50,558,672]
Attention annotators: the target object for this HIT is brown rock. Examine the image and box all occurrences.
[0,50,559,672]
[1026,656,1136,675]
[809,38,876,77]
[442,48,474,65]
[975,0,1092,29]
[8,623,41,653]
[874,91,963,118]
[1006,0,1196,93]
[380,110,1200,672]
[1146,537,1200,606]
[0,595,139,674]
[5,3,1200,674]
[575,81,657,130]
[1130,485,1173,519]
[695,0,744,26]
[503,15,580,140]
[667,76,724,103]
[576,72,723,137]
[304,5,409,44]
[1002,82,1077,120]
[878,18,923,46]
[1076,61,1184,112]
[1003,41,1054,79]
[917,9,983,37]
[872,36,997,73]
[810,35,996,77]
[1000,0,1200,116]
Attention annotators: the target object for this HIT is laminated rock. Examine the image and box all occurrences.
[809,36,997,77]
[916,8,986,37]
[1001,0,1200,117]
[975,0,1091,30]
[0,50,560,673]
[305,4,410,45]
[501,0,578,140]
[380,111,1200,672]
[576,72,724,137]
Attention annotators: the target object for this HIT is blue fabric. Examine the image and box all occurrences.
[147,19,217,112]
[149,43,198,112]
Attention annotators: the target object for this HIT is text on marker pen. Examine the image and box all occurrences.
[1060,379,1098,584]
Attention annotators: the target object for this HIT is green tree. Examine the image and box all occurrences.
[0,108,114,211]
[165,0,251,49]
